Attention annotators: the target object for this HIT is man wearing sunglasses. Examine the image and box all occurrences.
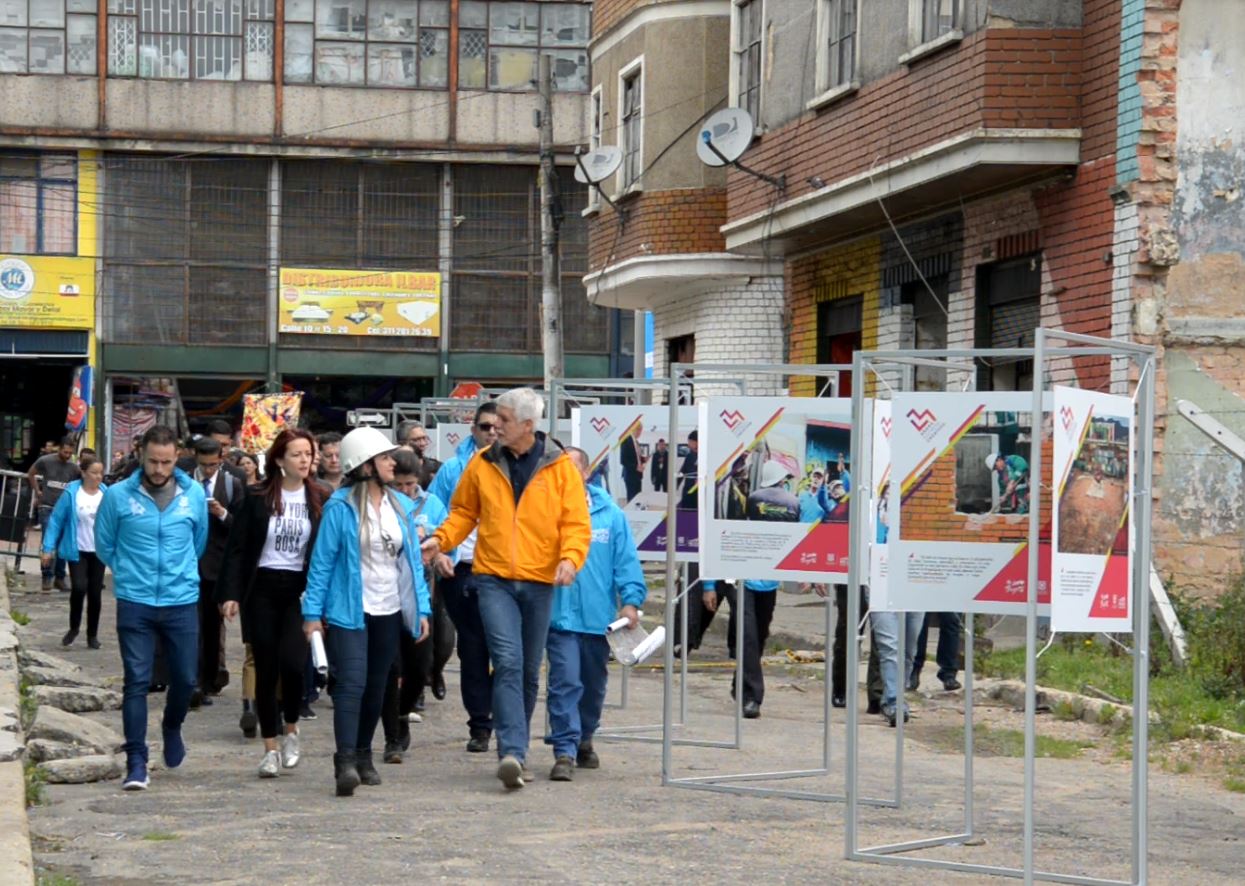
[423,388,591,791]
[427,402,500,753]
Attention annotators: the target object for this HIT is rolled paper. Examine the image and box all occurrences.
[311,630,329,675]
[629,626,666,665]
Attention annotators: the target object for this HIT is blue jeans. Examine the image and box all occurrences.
[326,612,402,754]
[871,610,924,711]
[115,599,199,761]
[475,575,555,762]
[544,629,610,760]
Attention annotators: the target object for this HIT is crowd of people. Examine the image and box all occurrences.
[28,386,965,795]
[35,388,643,796]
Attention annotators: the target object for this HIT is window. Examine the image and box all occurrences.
[974,254,1040,391]
[451,164,605,353]
[283,0,446,87]
[107,0,274,80]
[901,277,948,391]
[0,0,96,74]
[920,0,957,43]
[619,62,641,190]
[815,296,861,397]
[102,155,269,345]
[731,0,762,124]
[0,153,76,255]
[585,84,602,209]
[815,0,855,93]
[458,0,588,92]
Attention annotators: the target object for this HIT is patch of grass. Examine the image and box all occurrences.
[978,641,1245,740]
[142,832,180,842]
[18,677,37,730]
[37,874,80,886]
[1052,699,1083,721]
[24,762,46,807]
[9,608,30,626]
[970,724,1094,759]
[1224,777,1245,793]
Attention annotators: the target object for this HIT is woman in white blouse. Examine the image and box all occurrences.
[40,454,107,649]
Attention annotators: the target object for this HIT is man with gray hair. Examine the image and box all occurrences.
[396,420,432,458]
[422,387,591,790]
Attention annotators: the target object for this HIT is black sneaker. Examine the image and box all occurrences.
[383,741,403,764]
[907,672,921,692]
[61,630,77,647]
[866,700,882,715]
[742,700,761,719]
[550,756,574,782]
[300,702,317,721]
[87,637,101,650]
[576,743,599,769]
[240,706,258,739]
[941,677,962,692]
[466,731,490,753]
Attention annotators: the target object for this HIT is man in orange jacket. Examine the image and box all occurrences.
[422,387,591,790]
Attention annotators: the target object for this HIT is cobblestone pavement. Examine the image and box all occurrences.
[11,573,1243,885]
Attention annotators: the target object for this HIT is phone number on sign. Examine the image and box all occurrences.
[279,324,436,336]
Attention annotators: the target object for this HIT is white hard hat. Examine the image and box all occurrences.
[759,460,793,489]
[985,453,1000,469]
[340,427,396,475]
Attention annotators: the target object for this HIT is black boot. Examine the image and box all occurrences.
[333,751,360,797]
[355,749,381,786]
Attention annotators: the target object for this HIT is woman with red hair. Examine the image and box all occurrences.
[220,429,325,778]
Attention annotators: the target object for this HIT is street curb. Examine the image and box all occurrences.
[0,570,35,886]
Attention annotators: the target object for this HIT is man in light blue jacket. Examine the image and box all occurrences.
[95,426,208,792]
[544,447,647,781]
[427,402,498,752]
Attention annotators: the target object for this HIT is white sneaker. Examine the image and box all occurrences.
[281,732,300,769]
[258,749,281,778]
[407,712,422,723]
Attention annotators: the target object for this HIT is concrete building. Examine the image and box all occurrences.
[582,0,785,394]
[0,0,622,465]
[584,0,1245,595]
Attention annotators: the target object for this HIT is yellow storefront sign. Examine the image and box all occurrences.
[278,267,441,337]
[0,255,95,329]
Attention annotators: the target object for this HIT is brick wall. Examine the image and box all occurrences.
[650,276,785,398]
[787,236,882,397]
[587,189,727,272]
[902,438,1053,545]
[593,0,651,38]
[727,27,1084,225]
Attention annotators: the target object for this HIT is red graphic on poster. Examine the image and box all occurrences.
[974,542,1053,605]
[775,522,851,572]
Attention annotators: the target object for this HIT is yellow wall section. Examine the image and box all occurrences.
[79,150,99,443]
[788,236,881,397]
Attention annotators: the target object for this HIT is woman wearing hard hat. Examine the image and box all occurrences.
[302,427,432,797]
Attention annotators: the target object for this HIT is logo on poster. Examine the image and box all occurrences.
[879,416,892,438]
[1059,405,1076,437]
[719,410,744,429]
[590,417,611,435]
[907,409,937,432]
[446,432,461,446]
[0,258,34,301]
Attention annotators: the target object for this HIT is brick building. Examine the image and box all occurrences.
[0,0,628,465]
[582,0,784,391]
[582,0,1245,595]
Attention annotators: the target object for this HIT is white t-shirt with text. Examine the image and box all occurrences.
[258,485,312,571]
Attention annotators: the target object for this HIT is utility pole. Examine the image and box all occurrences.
[538,53,564,395]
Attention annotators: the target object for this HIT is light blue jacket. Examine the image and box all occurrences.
[40,479,108,563]
[95,469,208,607]
[550,484,647,635]
[303,486,432,638]
[427,434,478,509]
[703,579,780,593]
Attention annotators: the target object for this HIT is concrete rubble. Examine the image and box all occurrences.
[31,685,122,715]
[27,705,123,757]
[37,755,122,785]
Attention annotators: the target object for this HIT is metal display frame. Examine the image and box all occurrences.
[658,362,900,806]
[548,377,739,742]
[843,332,1156,885]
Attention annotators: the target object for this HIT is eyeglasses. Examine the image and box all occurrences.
[476,422,497,432]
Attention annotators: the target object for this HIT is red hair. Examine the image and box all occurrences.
[261,429,324,520]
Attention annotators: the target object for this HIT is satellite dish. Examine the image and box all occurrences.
[574,146,623,184]
[696,108,755,167]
